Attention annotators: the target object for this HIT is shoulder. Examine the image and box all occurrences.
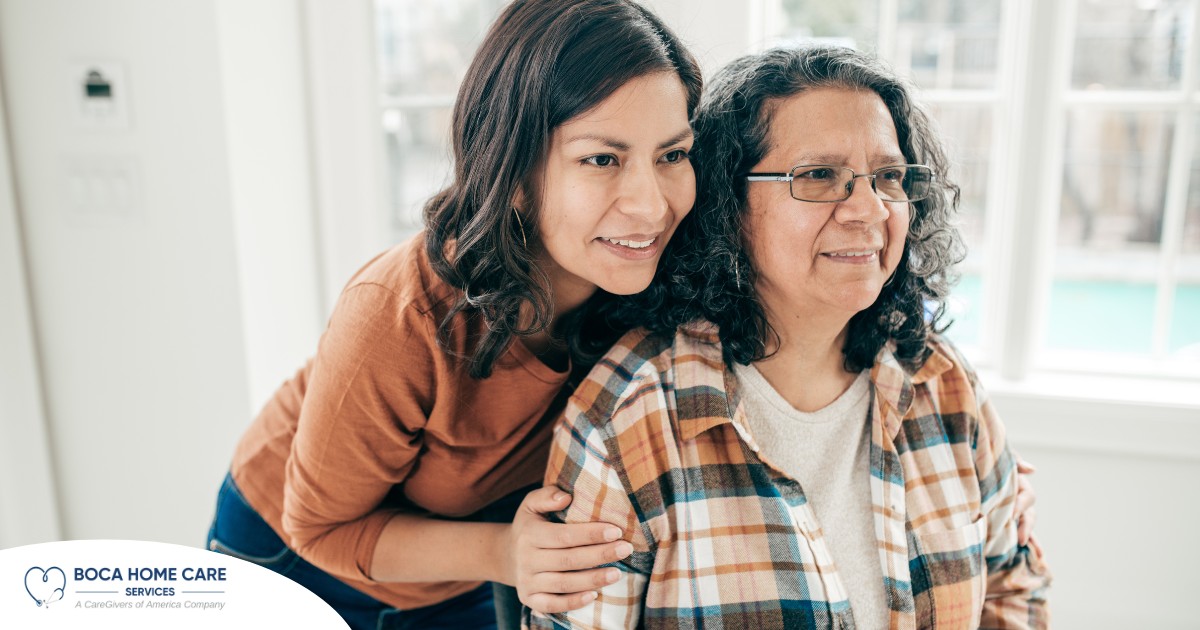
[904,334,991,431]
[319,235,458,365]
[340,232,458,315]
[908,334,979,390]
[331,232,474,343]
[570,328,676,424]
[568,322,727,435]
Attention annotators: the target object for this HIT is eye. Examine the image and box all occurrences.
[878,167,906,182]
[660,149,691,164]
[583,154,617,168]
[796,167,837,181]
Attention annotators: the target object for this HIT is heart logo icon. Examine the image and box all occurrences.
[24,566,66,607]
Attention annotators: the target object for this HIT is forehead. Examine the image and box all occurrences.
[558,72,690,134]
[763,87,902,164]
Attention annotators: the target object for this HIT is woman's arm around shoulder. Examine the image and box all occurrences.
[526,332,678,629]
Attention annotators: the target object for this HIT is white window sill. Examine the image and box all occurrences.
[977,368,1200,461]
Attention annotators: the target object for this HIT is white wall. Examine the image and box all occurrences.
[215,0,323,407]
[0,65,62,548]
[642,0,758,75]
[302,0,387,315]
[1005,440,1197,629]
[0,0,320,547]
[992,388,1199,629]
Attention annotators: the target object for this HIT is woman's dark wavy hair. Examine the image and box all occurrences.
[423,0,702,378]
[625,45,965,372]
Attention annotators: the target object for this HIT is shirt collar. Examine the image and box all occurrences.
[870,341,946,438]
[673,322,955,442]
[672,322,737,442]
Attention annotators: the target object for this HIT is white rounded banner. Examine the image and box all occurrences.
[0,539,349,628]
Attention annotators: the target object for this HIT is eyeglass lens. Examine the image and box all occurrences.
[791,165,932,202]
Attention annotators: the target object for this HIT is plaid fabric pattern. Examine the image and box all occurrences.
[525,323,1050,630]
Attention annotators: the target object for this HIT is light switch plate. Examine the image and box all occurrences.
[62,155,142,224]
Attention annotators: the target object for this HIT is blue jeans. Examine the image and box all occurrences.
[206,473,497,630]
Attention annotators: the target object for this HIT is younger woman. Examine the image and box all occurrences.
[207,1,701,628]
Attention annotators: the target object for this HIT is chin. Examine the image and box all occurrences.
[830,285,886,314]
[596,273,655,297]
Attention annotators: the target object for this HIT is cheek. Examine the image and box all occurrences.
[885,206,910,269]
[670,167,698,213]
[538,179,591,243]
[745,203,805,276]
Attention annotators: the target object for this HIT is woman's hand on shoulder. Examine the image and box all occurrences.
[1015,458,1038,547]
[502,486,634,614]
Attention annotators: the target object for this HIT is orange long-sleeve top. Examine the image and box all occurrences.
[229,234,571,610]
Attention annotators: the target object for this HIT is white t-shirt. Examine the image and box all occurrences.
[732,364,887,630]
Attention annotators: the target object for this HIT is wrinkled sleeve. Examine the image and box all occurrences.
[970,372,1052,629]
[280,282,436,584]
[525,382,656,630]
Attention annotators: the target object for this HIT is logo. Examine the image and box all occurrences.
[24,566,66,608]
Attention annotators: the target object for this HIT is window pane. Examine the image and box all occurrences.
[1169,283,1200,356]
[773,0,880,51]
[1172,126,1200,356]
[1048,110,1175,354]
[376,0,508,97]
[931,104,993,348]
[1047,279,1157,353]
[383,107,453,239]
[773,0,1002,90]
[894,0,1002,89]
[1071,0,1193,91]
[931,104,992,251]
[948,273,983,346]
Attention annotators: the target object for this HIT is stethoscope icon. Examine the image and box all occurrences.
[24,566,66,607]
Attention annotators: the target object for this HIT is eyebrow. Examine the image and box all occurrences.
[796,153,909,166]
[564,128,694,152]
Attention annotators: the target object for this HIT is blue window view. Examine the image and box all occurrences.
[948,274,1200,356]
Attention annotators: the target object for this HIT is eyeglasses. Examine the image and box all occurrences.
[745,164,934,203]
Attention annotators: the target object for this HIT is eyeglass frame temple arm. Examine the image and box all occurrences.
[745,173,793,182]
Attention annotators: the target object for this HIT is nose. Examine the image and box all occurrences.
[834,174,891,225]
[617,161,670,223]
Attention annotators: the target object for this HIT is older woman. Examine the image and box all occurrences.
[526,46,1050,630]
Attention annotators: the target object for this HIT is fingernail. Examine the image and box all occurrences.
[582,591,597,603]
[604,527,622,541]
[553,491,568,501]
[606,568,620,583]
[615,542,633,557]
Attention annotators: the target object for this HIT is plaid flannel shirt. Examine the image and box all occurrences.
[526,323,1050,630]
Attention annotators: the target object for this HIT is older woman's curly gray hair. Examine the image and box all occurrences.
[623,45,966,371]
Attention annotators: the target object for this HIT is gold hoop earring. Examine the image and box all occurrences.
[512,208,528,248]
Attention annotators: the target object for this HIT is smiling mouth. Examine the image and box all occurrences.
[824,249,879,258]
[602,237,655,249]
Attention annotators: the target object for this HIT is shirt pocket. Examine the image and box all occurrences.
[913,516,987,630]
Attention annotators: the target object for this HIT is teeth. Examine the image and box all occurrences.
[604,237,654,249]
[827,250,876,257]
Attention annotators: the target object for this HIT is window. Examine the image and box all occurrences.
[375,0,508,241]
[769,0,1200,379]
[1051,0,1200,364]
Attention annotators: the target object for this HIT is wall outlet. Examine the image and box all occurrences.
[69,61,131,130]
